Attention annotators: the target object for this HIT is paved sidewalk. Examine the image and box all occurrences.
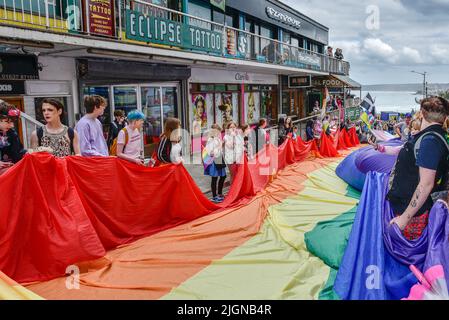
[184,162,231,198]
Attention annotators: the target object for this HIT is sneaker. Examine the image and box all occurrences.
[218,195,225,201]
[212,196,223,203]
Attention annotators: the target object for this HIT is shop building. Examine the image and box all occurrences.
[0,0,356,154]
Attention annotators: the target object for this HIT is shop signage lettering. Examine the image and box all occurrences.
[238,34,248,55]
[0,53,39,80]
[288,75,311,88]
[235,72,250,81]
[126,10,222,54]
[266,7,301,29]
[0,81,25,95]
[88,0,114,36]
[312,78,343,87]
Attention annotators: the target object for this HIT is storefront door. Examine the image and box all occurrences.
[139,84,180,157]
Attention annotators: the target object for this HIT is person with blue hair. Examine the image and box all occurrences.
[116,110,145,165]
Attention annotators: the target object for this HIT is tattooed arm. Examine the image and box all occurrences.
[390,167,436,230]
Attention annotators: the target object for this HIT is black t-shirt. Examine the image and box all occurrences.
[0,129,27,163]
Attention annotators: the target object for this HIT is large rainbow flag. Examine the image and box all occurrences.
[0,136,361,300]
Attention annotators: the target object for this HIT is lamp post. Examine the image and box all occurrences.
[411,71,427,99]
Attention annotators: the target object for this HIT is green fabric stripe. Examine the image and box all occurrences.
[304,186,361,300]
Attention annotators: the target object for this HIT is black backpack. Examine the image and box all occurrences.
[414,131,449,200]
[37,126,75,155]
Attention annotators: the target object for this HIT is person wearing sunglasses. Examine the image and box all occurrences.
[0,101,27,172]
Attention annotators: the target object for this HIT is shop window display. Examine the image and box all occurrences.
[244,91,260,125]
[191,94,209,135]
[215,93,238,128]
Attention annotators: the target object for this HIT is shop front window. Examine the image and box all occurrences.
[113,86,138,116]
[141,85,179,157]
[141,86,162,141]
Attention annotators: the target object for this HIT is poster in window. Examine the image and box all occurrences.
[216,93,234,129]
[191,94,208,135]
[245,92,260,124]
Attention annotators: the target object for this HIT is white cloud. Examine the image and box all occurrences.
[363,38,398,63]
[430,44,449,65]
[401,47,424,64]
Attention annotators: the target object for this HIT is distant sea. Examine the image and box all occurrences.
[360,90,421,114]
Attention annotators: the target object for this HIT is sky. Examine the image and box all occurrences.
[281,0,449,85]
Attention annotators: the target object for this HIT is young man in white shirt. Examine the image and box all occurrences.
[116,110,145,165]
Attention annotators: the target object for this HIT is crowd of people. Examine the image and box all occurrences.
[327,46,344,60]
[0,95,276,204]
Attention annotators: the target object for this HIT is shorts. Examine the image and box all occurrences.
[398,211,429,241]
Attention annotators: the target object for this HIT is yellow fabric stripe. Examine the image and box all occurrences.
[0,272,44,300]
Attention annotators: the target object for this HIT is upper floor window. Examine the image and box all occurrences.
[188,0,212,29]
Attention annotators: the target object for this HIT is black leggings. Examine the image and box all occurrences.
[211,176,226,197]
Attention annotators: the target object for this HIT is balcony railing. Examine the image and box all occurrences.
[0,0,350,76]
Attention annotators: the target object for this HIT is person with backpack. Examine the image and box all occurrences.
[372,97,449,240]
[30,98,80,157]
[114,110,145,165]
[75,95,109,157]
[108,109,126,149]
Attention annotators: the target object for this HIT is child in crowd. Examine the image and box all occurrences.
[204,124,226,203]
[31,98,81,157]
[292,126,299,140]
[0,101,27,174]
[75,95,109,157]
[224,122,244,182]
[116,110,145,165]
[240,124,253,159]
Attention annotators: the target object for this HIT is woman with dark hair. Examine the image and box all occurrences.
[30,98,81,157]
[278,117,286,145]
[285,117,294,137]
[306,120,314,141]
[0,101,27,171]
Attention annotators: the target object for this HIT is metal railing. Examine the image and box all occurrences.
[20,111,44,149]
[122,0,350,75]
[0,0,350,75]
[0,0,118,39]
